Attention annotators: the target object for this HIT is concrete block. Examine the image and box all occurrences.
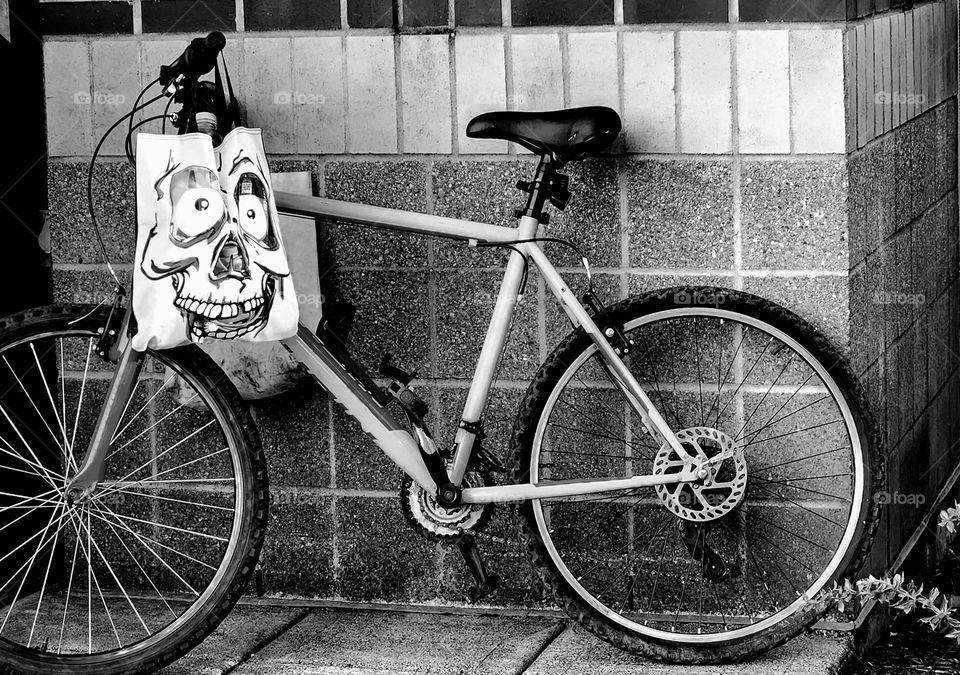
[233,609,562,673]
[454,34,507,154]
[44,40,92,156]
[743,275,849,348]
[511,32,563,113]
[260,496,334,596]
[856,23,868,148]
[678,31,732,153]
[90,40,140,157]
[436,270,540,380]
[335,497,440,601]
[547,159,621,267]
[880,14,892,134]
[49,160,135,264]
[622,31,676,153]
[627,159,734,269]
[242,37,295,153]
[399,34,452,154]
[567,32,618,109]
[933,1,946,106]
[740,159,848,271]
[323,161,426,266]
[292,36,346,154]
[52,267,128,306]
[790,29,846,153]
[333,397,404,489]
[865,17,877,143]
[335,269,432,375]
[431,158,530,266]
[737,30,790,154]
[252,381,329,487]
[346,36,398,153]
[139,40,183,136]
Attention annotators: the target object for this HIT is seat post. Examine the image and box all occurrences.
[518,155,558,223]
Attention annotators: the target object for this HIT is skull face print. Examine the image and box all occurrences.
[139,149,291,342]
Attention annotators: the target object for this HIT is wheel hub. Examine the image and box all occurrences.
[653,427,747,522]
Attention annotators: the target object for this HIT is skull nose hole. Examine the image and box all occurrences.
[212,236,250,281]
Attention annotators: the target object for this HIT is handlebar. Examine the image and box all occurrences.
[159,31,226,89]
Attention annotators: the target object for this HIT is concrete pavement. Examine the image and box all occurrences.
[159,602,854,675]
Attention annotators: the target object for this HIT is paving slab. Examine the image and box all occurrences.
[525,625,853,675]
[161,605,305,675]
[231,608,564,675]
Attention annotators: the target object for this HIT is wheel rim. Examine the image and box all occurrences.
[530,308,865,644]
[0,325,246,661]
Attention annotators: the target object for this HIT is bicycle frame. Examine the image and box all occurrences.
[70,187,701,503]
[276,191,699,502]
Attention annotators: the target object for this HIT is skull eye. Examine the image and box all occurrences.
[172,187,225,242]
[235,173,277,248]
[238,194,269,240]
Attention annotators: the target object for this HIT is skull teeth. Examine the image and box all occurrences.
[175,295,265,319]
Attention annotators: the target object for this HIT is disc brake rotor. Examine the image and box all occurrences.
[653,426,747,522]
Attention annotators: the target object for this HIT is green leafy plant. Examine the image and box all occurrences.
[812,501,960,642]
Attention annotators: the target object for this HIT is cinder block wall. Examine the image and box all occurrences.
[846,4,960,578]
[43,0,958,605]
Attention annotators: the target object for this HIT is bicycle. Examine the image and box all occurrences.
[0,32,883,672]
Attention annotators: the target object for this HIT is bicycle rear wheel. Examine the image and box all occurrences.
[0,305,267,674]
[512,287,882,663]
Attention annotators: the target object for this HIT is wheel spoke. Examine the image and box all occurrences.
[526,305,868,644]
[0,405,62,489]
[87,504,218,572]
[0,317,252,663]
[111,373,176,443]
[106,389,201,460]
[69,338,94,455]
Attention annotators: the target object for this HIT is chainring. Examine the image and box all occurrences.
[400,470,494,543]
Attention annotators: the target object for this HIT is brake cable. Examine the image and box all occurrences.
[86,91,165,289]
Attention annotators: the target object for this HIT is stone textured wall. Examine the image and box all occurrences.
[849,99,960,576]
[43,0,959,605]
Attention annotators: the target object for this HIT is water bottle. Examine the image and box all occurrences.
[195,111,221,144]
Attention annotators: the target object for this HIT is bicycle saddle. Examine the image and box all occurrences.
[466,106,621,162]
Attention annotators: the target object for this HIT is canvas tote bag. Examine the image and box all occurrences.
[131,127,299,351]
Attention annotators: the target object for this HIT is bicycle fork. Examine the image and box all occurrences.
[66,302,144,500]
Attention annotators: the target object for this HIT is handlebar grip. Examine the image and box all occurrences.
[160,31,226,87]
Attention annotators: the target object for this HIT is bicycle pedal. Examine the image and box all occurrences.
[467,574,501,603]
[457,535,500,602]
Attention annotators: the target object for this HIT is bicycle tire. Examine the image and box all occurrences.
[0,304,268,674]
[511,286,883,663]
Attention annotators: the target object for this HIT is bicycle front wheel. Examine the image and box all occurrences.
[512,287,882,663]
[0,305,267,674]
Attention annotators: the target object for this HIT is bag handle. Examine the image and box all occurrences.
[214,53,243,131]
